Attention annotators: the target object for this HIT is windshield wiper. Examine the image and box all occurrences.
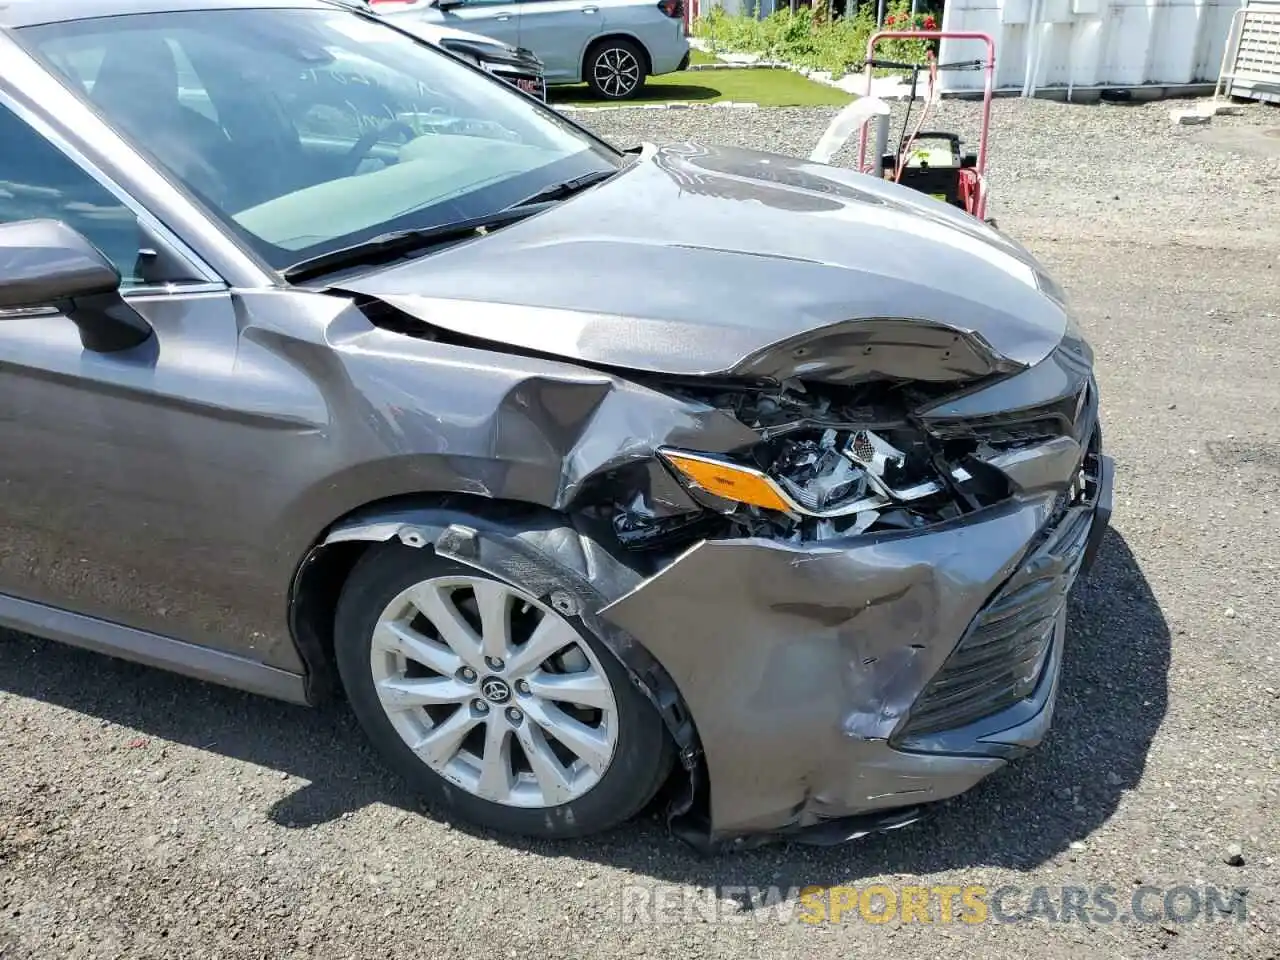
[282,205,550,283]
[511,169,618,208]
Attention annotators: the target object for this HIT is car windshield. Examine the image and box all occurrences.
[18,5,621,273]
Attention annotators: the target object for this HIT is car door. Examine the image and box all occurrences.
[0,91,322,678]
[516,0,605,81]
[434,0,522,48]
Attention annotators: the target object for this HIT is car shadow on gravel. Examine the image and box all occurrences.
[0,528,1168,886]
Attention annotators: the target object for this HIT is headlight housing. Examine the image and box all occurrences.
[659,421,971,523]
[658,449,799,515]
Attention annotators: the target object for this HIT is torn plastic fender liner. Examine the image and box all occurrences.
[598,494,1059,841]
[318,503,704,802]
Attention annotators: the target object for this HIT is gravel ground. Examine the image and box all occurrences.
[3,98,1280,960]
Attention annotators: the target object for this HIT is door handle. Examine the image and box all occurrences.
[496,13,510,18]
[581,5,599,11]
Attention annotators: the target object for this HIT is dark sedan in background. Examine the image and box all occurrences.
[424,24,546,100]
[0,0,1111,847]
[348,1,548,100]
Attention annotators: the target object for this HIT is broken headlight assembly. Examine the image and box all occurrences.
[601,372,1094,551]
[656,422,1006,542]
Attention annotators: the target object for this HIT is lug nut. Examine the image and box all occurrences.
[515,679,531,696]
[473,699,489,715]
[505,707,523,725]
[485,656,505,671]
[458,666,477,683]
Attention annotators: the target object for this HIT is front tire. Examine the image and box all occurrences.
[584,38,646,100]
[333,541,672,839]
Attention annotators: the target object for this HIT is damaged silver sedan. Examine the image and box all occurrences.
[0,0,1112,847]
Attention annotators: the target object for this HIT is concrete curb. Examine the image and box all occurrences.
[555,100,761,113]
[686,61,790,71]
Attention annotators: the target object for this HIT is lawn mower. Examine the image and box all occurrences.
[854,30,997,225]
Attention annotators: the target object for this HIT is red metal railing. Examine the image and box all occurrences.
[855,30,995,220]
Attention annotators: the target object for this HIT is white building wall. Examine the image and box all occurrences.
[938,0,1245,93]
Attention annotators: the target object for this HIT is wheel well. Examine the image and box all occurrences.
[289,489,708,835]
[288,492,550,705]
[583,34,652,78]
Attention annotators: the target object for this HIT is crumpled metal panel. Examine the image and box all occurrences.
[265,305,762,532]
[0,279,763,677]
[598,494,1057,839]
[336,142,1069,376]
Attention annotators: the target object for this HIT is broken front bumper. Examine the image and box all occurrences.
[600,447,1114,843]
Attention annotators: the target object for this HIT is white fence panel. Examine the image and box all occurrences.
[939,0,1246,94]
[1221,0,1280,102]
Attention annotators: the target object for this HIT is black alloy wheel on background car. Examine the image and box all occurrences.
[585,37,646,100]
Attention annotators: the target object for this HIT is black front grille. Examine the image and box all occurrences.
[927,355,1098,448]
[928,387,1086,444]
[895,476,1096,739]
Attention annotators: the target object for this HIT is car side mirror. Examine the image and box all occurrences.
[0,219,152,353]
[434,0,467,10]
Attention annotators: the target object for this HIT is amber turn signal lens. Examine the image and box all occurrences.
[659,451,794,513]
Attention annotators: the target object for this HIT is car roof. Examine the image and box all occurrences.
[0,0,333,30]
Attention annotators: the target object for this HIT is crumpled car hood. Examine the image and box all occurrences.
[337,142,1070,380]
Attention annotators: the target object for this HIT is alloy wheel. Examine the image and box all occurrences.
[592,46,642,99]
[368,575,619,808]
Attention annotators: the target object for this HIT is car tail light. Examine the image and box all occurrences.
[657,0,684,18]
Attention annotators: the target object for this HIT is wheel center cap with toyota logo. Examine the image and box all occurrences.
[481,677,512,704]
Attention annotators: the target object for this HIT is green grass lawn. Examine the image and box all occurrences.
[548,64,854,108]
